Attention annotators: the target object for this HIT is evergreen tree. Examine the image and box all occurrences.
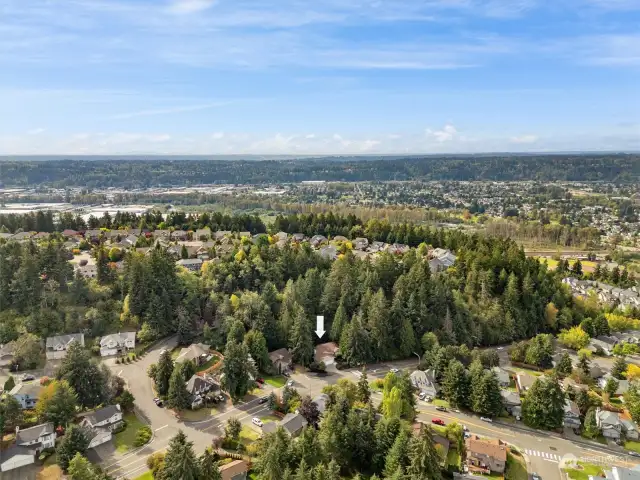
[555,353,573,377]
[255,428,293,480]
[612,356,628,379]
[583,407,601,439]
[161,431,201,480]
[522,376,565,430]
[37,380,77,428]
[471,371,503,417]
[221,340,256,400]
[368,289,393,360]
[578,352,591,376]
[57,341,109,409]
[57,426,90,471]
[604,377,620,398]
[244,329,271,372]
[199,449,222,480]
[339,312,371,367]
[405,427,442,480]
[357,369,371,403]
[443,360,470,408]
[383,428,410,478]
[68,453,98,480]
[155,349,174,397]
[290,302,314,366]
[95,245,113,285]
[176,307,196,346]
[167,368,191,410]
[295,458,312,480]
[330,296,348,342]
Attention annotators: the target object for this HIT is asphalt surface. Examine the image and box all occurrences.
[103,338,640,480]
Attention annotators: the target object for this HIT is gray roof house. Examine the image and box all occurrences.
[0,445,36,473]
[492,367,511,387]
[45,333,84,360]
[563,399,581,428]
[500,390,521,416]
[15,423,56,452]
[410,369,438,397]
[262,413,307,437]
[10,382,43,410]
[312,394,330,415]
[175,343,211,365]
[100,332,136,356]
[177,258,203,271]
[596,408,623,440]
[599,375,629,396]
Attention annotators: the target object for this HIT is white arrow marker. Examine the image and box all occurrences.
[315,315,325,338]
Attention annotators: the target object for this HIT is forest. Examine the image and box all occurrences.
[1,153,638,187]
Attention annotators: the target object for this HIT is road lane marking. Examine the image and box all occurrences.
[417,410,515,438]
[118,370,123,376]
[154,424,168,432]
[524,450,560,462]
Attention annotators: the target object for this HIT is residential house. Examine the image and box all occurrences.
[596,408,623,440]
[219,459,249,480]
[318,245,338,260]
[500,390,521,415]
[589,364,605,380]
[0,446,36,472]
[195,228,212,240]
[62,229,79,238]
[600,467,640,480]
[410,369,438,397]
[45,333,84,360]
[0,341,16,367]
[84,230,102,241]
[175,343,211,366]
[0,232,13,240]
[262,413,307,437]
[171,230,188,241]
[275,232,288,241]
[515,373,536,394]
[10,382,43,409]
[177,258,203,271]
[333,235,348,242]
[429,258,448,274]
[186,375,219,409]
[492,367,511,387]
[310,235,328,247]
[314,342,339,366]
[312,394,330,415]
[76,264,98,279]
[121,234,138,247]
[238,231,251,239]
[34,232,50,240]
[589,336,618,356]
[465,435,507,474]
[562,377,589,393]
[353,238,369,250]
[622,419,640,440]
[214,230,231,240]
[291,233,306,242]
[269,348,293,373]
[99,332,136,356]
[599,375,630,396]
[80,405,123,448]
[563,399,581,428]
[12,232,34,241]
[15,423,56,452]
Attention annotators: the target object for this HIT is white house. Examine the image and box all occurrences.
[80,405,123,449]
[410,369,438,397]
[10,382,43,410]
[45,333,84,360]
[15,423,56,452]
[100,332,136,357]
[596,408,623,440]
[0,446,36,472]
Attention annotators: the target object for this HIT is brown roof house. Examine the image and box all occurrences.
[315,342,339,367]
[465,435,507,474]
[219,459,248,480]
[515,372,536,394]
[269,348,292,374]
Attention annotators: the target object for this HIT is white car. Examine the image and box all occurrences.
[252,417,263,427]
[480,417,493,423]
[390,368,399,373]
[286,380,294,387]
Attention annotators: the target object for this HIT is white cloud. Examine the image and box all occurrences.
[212,131,225,139]
[167,0,217,14]
[426,124,458,142]
[27,128,45,135]
[109,101,233,120]
[510,134,539,143]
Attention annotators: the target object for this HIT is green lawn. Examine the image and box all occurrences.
[625,440,640,454]
[114,412,148,453]
[240,426,260,445]
[505,453,528,480]
[433,399,451,408]
[447,448,461,468]
[170,347,181,360]
[179,407,220,421]
[134,472,154,480]
[564,462,605,480]
[264,375,286,388]
[196,354,220,372]
[260,414,280,423]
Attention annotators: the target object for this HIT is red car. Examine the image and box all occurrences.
[432,419,445,426]
[256,378,265,384]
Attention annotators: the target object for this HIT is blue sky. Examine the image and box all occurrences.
[1,0,639,154]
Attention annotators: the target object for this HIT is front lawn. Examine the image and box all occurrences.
[433,399,451,408]
[179,407,220,422]
[264,375,286,388]
[260,414,280,423]
[505,452,528,480]
[625,440,640,454]
[196,354,221,372]
[447,448,461,469]
[240,425,260,445]
[134,472,154,480]
[564,462,605,480]
[114,412,148,453]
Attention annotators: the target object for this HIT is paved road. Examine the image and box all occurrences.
[102,340,639,480]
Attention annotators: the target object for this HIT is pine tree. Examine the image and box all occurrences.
[95,245,112,285]
[255,428,293,480]
[339,312,372,367]
[330,296,348,342]
[176,307,195,346]
[357,369,371,403]
[368,289,393,360]
[67,452,97,480]
[471,371,503,417]
[405,427,442,480]
[167,368,191,410]
[290,302,314,366]
[583,407,601,439]
[522,376,566,430]
[555,352,573,377]
[443,360,470,408]
[612,356,628,379]
[384,428,410,478]
[56,341,109,409]
[161,431,201,480]
[199,448,222,480]
[57,426,90,471]
[244,330,270,372]
[221,340,256,401]
[155,349,174,397]
[604,377,620,398]
[578,352,591,376]
[294,459,312,480]
[37,380,77,428]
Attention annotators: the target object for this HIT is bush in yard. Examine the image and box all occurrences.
[4,376,15,392]
[134,426,152,447]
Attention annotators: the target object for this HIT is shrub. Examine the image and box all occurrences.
[4,376,15,392]
[134,426,152,447]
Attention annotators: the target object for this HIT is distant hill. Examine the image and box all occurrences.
[0,153,638,187]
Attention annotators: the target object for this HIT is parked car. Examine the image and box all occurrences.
[390,368,399,373]
[531,473,541,480]
[258,397,268,404]
[628,452,640,458]
[21,374,35,382]
[283,371,291,377]
[153,397,163,407]
[256,378,265,384]
[435,406,447,412]
[462,425,468,432]
[418,392,427,400]
[252,417,263,427]
[431,419,445,426]
[286,380,294,387]
[480,417,492,423]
